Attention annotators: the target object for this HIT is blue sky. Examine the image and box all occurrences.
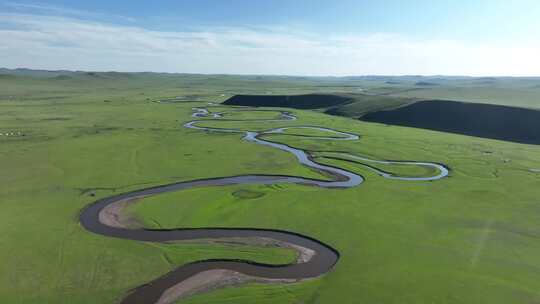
[1,1,539,75]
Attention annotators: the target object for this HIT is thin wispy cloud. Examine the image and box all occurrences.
[2,1,136,23]
[0,10,539,75]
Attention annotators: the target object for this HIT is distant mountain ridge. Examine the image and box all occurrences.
[2,67,540,81]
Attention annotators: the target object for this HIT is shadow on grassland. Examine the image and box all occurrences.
[223,94,352,109]
[360,100,540,145]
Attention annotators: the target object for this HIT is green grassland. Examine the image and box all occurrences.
[311,151,439,177]
[129,108,540,304]
[1,71,540,303]
[277,127,351,138]
[391,86,540,109]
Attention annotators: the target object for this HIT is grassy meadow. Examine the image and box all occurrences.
[1,71,540,303]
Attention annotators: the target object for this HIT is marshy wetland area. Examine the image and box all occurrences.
[2,71,540,303]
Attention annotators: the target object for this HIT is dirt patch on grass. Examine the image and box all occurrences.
[98,196,146,229]
[232,189,266,199]
[155,237,314,304]
[156,268,303,304]
[361,100,540,145]
[156,269,251,304]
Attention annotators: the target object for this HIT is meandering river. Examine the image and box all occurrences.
[80,106,448,304]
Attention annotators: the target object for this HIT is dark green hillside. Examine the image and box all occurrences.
[222,93,413,116]
[222,94,353,109]
[361,100,540,144]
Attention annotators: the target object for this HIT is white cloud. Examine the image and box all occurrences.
[0,13,539,76]
[2,2,136,22]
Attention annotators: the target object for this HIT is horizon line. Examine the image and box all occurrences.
[3,67,540,79]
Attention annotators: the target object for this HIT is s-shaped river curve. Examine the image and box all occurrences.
[80,106,449,304]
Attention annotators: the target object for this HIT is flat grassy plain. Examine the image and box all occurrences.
[1,71,540,303]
